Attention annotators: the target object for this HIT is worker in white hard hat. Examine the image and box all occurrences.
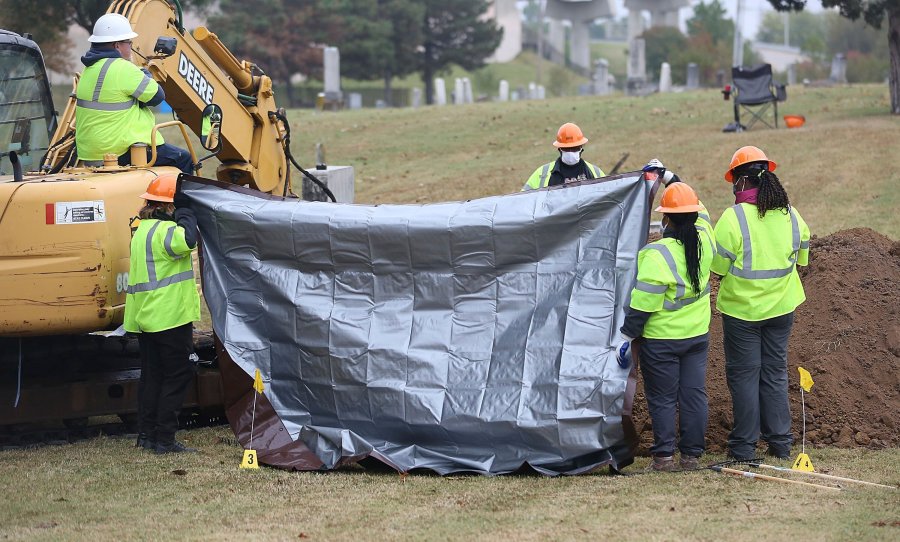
[75,13,193,174]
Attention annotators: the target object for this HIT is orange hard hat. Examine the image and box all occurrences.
[724,145,777,182]
[140,173,177,202]
[553,122,589,148]
[655,182,702,214]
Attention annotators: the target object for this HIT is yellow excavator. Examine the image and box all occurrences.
[0,0,320,426]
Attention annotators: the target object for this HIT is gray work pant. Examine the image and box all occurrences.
[639,334,709,458]
[723,312,794,459]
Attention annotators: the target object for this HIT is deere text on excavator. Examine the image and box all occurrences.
[0,0,311,427]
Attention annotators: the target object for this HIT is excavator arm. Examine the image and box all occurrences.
[50,0,290,194]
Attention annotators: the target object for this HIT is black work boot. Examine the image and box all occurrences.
[154,440,197,454]
[135,433,149,448]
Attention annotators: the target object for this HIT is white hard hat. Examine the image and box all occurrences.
[89,13,138,43]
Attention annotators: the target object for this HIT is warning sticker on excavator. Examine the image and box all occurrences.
[47,200,106,224]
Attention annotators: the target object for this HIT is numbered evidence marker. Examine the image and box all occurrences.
[240,449,259,469]
[792,452,815,472]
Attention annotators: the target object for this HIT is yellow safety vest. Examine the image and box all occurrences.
[629,219,715,339]
[522,160,605,191]
[75,57,162,160]
[124,218,200,333]
[711,203,810,321]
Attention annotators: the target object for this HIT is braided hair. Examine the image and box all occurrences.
[735,162,791,219]
[667,211,702,294]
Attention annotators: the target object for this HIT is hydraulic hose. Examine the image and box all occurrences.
[270,110,336,203]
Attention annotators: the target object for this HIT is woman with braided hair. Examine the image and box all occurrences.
[618,182,715,472]
[712,146,811,461]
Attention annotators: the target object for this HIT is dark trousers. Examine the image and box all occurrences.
[639,334,709,458]
[723,312,794,459]
[137,323,194,446]
[118,143,194,174]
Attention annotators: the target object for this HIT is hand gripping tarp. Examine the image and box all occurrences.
[181,172,651,475]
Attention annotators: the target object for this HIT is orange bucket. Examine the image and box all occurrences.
[784,114,806,128]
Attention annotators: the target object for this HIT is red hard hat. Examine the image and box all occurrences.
[655,183,702,214]
[140,173,177,202]
[553,122,589,148]
[725,146,777,182]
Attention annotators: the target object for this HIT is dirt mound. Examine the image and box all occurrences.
[631,228,900,455]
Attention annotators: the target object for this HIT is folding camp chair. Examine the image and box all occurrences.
[731,64,785,130]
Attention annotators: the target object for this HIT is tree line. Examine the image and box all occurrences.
[0,0,503,106]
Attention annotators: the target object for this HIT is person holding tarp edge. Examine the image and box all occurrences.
[521,122,605,190]
[713,146,810,461]
[124,174,201,454]
[617,181,715,472]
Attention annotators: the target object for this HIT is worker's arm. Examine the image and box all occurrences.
[125,63,165,106]
[622,249,669,338]
[711,208,739,276]
[795,208,811,267]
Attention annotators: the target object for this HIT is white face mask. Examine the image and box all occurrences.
[560,151,581,166]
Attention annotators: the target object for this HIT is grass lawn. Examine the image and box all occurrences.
[0,427,897,541]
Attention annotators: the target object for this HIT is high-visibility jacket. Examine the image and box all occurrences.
[522,160,605,191]
[629,218,715,339]
[711,203,810,321]
[124,218,200,333]
[75,57,162,160]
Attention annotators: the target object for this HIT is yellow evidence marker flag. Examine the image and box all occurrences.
[798,367,814,392]
[792,452,815,472]
[253,368,265,394]
[240,449,259,469]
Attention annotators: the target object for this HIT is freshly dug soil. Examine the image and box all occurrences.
[631,228,900,455]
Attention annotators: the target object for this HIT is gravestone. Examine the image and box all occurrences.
[686,63,699,89]
[537,85,546,100]
[511,90,520,101]
[323,46,342,104]
[411,87,422,108]
[787,63,797,86]
[499,80,509,102]
[528,82,537,100]
[462,77,474,104]
[716,69,726,89]
[626,38,646,95]
[593,59,610,95]
[454,78,465,105]
[659,62,672,93]
[830,54,847,84]
[347,92,362,110]
[434,78,447,106]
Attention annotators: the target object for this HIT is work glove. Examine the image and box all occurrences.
[643,158,681,186]
[616,334,634,369]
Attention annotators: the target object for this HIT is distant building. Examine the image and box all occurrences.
[487,0,522,63]
[751,42,808,72]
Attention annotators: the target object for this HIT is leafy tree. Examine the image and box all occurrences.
[373,0,424,105]
[756,10,828,61]
[643,26,688,82]
[767,0,900,114]
[0,0,214,74]
[687,0,734,46]
[419,0,503,104]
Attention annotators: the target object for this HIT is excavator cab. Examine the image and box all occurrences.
[0,30,57,177]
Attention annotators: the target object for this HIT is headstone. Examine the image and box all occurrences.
[686,63,699,89]
[411,87,422,108]
[375,99,386,109]
[537,85,546,100]
[528,82,537,100]
[462,77,473,104]
[348,92,362,110]
[454,78,465,105]
[434,78,447,106]
[626,38,646,95]
[593,58,610,95]
[659,62,672,93]
[510,90,520,101]
[499,80,509,102]
[716,69,726,88]
[787,63,797,86]
[830,53,847,84]
[323,46,342,103]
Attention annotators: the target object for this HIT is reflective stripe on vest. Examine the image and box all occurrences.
[729,204,801,279]
[76,58,138,112]
[126,222,194,294]
[538,163,551,187]
[590,164,600,178]
[644,242,710,311]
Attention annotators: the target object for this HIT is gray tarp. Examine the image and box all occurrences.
[183,172,650,475]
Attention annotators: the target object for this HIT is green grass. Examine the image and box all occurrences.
[590,40,629,78]
[0,426,896,541]
[290,84,900,239]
